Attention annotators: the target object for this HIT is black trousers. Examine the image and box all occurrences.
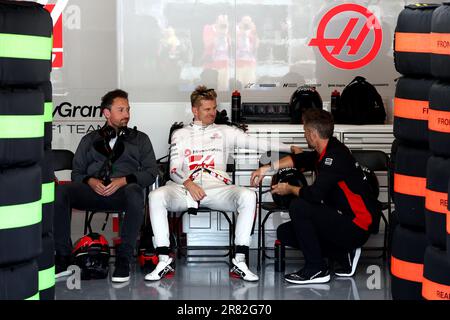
[54,182,145,260]
[277,198,369,271]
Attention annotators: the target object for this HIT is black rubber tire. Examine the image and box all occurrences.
[394,4,439,77]
[39,149,55,235]
[448,180,450,262]
[41,195,54,236]
[425,156,449,249]
[391,225,427,300]
[428,81,450,157]
[34,81,52,148]
[39,286,55,301]
[394,143,431,228]
[390,139,399,202]
[431,3,450,80]
[422,246,450,300]
[0,165,42,265]
[387,210,398,259]
[19,81,52,147]
[394,77,434,146]
[0,259,39,300]
[37,234,54,300]
[0,88,44,167]
[0,1,52,86]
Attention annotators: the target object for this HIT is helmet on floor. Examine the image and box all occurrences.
[271,168,308,208]
[72,232,110,280]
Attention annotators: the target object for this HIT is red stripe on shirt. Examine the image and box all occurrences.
[338,181,372,231]
[318,142,328,163]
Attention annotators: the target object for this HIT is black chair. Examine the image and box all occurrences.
[159,123,247,264]
[256,151,312,270]
[52,148,122,236]
[257,149,391,271]
[350,149,392,260]
[51,149,150,238]
[52,149,74,172]
[171,161,239,264]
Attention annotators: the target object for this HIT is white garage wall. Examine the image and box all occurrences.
[40,0,437,154]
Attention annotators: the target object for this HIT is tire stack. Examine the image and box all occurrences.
[37,81,55,300]
[392,3,450,300]
[447,183,450,263]
[391,3,436,300]
[422,3,450,300]
[0,1,53,300]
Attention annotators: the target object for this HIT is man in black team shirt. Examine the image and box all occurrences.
[251,109,380,284]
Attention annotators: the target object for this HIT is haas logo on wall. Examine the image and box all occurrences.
[309,3,383,70]
[42,0,69,68]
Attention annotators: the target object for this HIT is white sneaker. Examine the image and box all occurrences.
[230,258,259,282]
[111,281,130,289]
[144,257,174,281]
[231,278,259,300]
[144,278,174,300]
[55,269,73,279]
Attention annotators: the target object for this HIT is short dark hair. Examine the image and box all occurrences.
[190,85,217,107]
[101,89,128,111]
[302,108,334,139]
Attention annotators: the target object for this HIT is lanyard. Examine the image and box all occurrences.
[189,167,231,185]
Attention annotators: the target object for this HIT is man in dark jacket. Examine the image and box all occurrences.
[54,89,158,283]
[251,109,380,284]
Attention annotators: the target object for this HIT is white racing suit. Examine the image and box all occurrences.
[149,123,291,248]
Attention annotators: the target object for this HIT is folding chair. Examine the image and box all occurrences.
[350,149,392,260]
[256,151,311,270]
[172,161,239,264]
[52,149,150,245]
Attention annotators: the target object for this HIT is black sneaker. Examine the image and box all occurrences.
[284,267,330,284]
[55,254,73,278]
[335,248,361,277]
[111,257,130,283]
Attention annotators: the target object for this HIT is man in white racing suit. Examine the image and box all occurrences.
[145,86,293,282]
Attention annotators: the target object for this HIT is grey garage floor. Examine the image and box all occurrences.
[55,210,391,300]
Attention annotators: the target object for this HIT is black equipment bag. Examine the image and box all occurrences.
[334,76,386,125]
